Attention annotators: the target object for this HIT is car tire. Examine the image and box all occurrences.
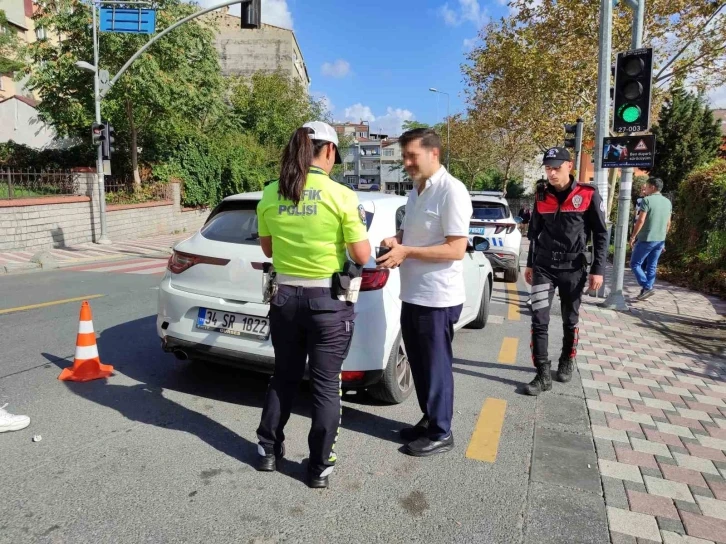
[466,278,491,330]
[368,334,413,405]
[504,267,519,283]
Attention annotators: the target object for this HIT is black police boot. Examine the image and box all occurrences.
[306,470,329,489]
[525,361,552,396]
[557,357,575,383]
[256,442,284,472]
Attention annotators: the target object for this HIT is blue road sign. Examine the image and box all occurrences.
[100,7,156,34]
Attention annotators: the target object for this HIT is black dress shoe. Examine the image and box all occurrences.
[404,433,454,457]
[306,472,329,489]
[400,416,429,442]
[256,443,284,472]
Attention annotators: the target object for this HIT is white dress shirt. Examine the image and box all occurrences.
[399,166,473,308]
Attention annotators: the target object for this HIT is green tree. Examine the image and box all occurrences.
[229,71,326,149]
[465,1,726,153]
[650,87,723,191]
[0,10,23,73]
[25,0,225,186]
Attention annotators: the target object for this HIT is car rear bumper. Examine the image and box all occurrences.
[157,276,398,374]
[485,250,519,270]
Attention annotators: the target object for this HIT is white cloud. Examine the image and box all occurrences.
[343,103,376,123]
[224,0,294,29]
[341,105,415,136]
[321,59,351,79]
[438,0,489,27]
[463,37,478,50]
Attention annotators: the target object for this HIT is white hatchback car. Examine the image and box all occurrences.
[157,191,493,404]
[469,191,522,283]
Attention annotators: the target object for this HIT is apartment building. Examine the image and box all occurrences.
[213,8,310,88]
[333,122,384,190]
[0,0,58,148]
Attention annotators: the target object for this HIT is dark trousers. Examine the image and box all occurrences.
[530,264,588,365]
[256,285,354,475]
[400,302,463,440]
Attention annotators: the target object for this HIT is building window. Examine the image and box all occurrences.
[35,27,47,40]
[358,131,366,137]
[383,149,394,157]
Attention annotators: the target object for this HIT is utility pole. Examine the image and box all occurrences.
[603,0,646,311]
[92,1,110,244]
[429,88,450,170]
[593,0,613,203]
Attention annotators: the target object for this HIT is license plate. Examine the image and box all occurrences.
[469,227,485,234]
[196,308,269,338]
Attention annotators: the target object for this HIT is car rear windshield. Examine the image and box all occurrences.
[201,202,259,245]
[201,200,374,244]
[472,202,509,221]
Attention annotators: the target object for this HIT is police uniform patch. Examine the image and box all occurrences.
[572,195,583,209]
[358,204,367,225]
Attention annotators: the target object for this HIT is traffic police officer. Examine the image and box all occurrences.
[524,147,607,396]
[255,121,371,488]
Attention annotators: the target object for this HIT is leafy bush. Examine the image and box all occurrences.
[661,159,726,296]
[0,141,95,169]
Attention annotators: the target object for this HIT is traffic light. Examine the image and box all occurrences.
[102,122,115,160]
[240,0,261,29]
[612,48,653,133]
[91,122,105,146]
[564,119,583,151]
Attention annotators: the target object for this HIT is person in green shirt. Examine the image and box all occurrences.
[630,177,672,300]
[255,121,371,489]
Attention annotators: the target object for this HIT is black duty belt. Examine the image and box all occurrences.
[536,250,583,263]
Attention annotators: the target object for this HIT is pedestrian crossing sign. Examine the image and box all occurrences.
[634,139,648,151]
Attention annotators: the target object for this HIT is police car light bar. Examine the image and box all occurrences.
[470,191,505,198]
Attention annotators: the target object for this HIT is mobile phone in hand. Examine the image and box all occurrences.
[376,246,391,259]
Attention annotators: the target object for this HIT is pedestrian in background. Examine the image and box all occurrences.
[377,128,472,457]
[524,148,608,396]
[630,177,672,301]
[255,121,371,489]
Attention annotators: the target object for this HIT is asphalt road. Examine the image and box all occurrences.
[0,257,608,544]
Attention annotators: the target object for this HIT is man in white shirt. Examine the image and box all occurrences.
[377,128,473,457]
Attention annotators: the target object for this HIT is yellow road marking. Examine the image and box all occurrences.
[498,337,518,365]
[0,294,104,315]
[506,283,520,321]
[466,398,507,463]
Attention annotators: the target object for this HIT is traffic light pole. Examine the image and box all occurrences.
[603,0,645,311]
[593,0,613,203]
[101,0,251,97]
[92,2,111,245]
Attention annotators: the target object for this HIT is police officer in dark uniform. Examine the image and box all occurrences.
[255,121,371,488]
[524,147,607,396]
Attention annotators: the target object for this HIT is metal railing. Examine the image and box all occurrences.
[0,168,78,200]
[104,176,172,205]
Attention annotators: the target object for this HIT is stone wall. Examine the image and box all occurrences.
[0,176,209,252]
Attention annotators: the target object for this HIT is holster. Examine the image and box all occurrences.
[332,261,364,303]
[262,262,278,304]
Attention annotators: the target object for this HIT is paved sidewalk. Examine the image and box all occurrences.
[0,233,188,273]
[578,267,726,543]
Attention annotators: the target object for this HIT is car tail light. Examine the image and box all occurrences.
[342,371,365,382]
[167,251,230,274]
[494,253,508,258]
[360,268,389,291]
[493,224,516,234]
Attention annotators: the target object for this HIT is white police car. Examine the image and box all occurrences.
[469,191,522,283]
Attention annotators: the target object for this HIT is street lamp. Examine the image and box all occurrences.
[429,87,450,170]
[75,61,96,73]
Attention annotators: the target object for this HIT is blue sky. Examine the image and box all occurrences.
[255,0,512,136]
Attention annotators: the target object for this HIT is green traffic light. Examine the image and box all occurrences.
[619,104,641,123]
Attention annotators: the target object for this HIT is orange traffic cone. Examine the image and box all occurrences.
[58,301,113,382]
